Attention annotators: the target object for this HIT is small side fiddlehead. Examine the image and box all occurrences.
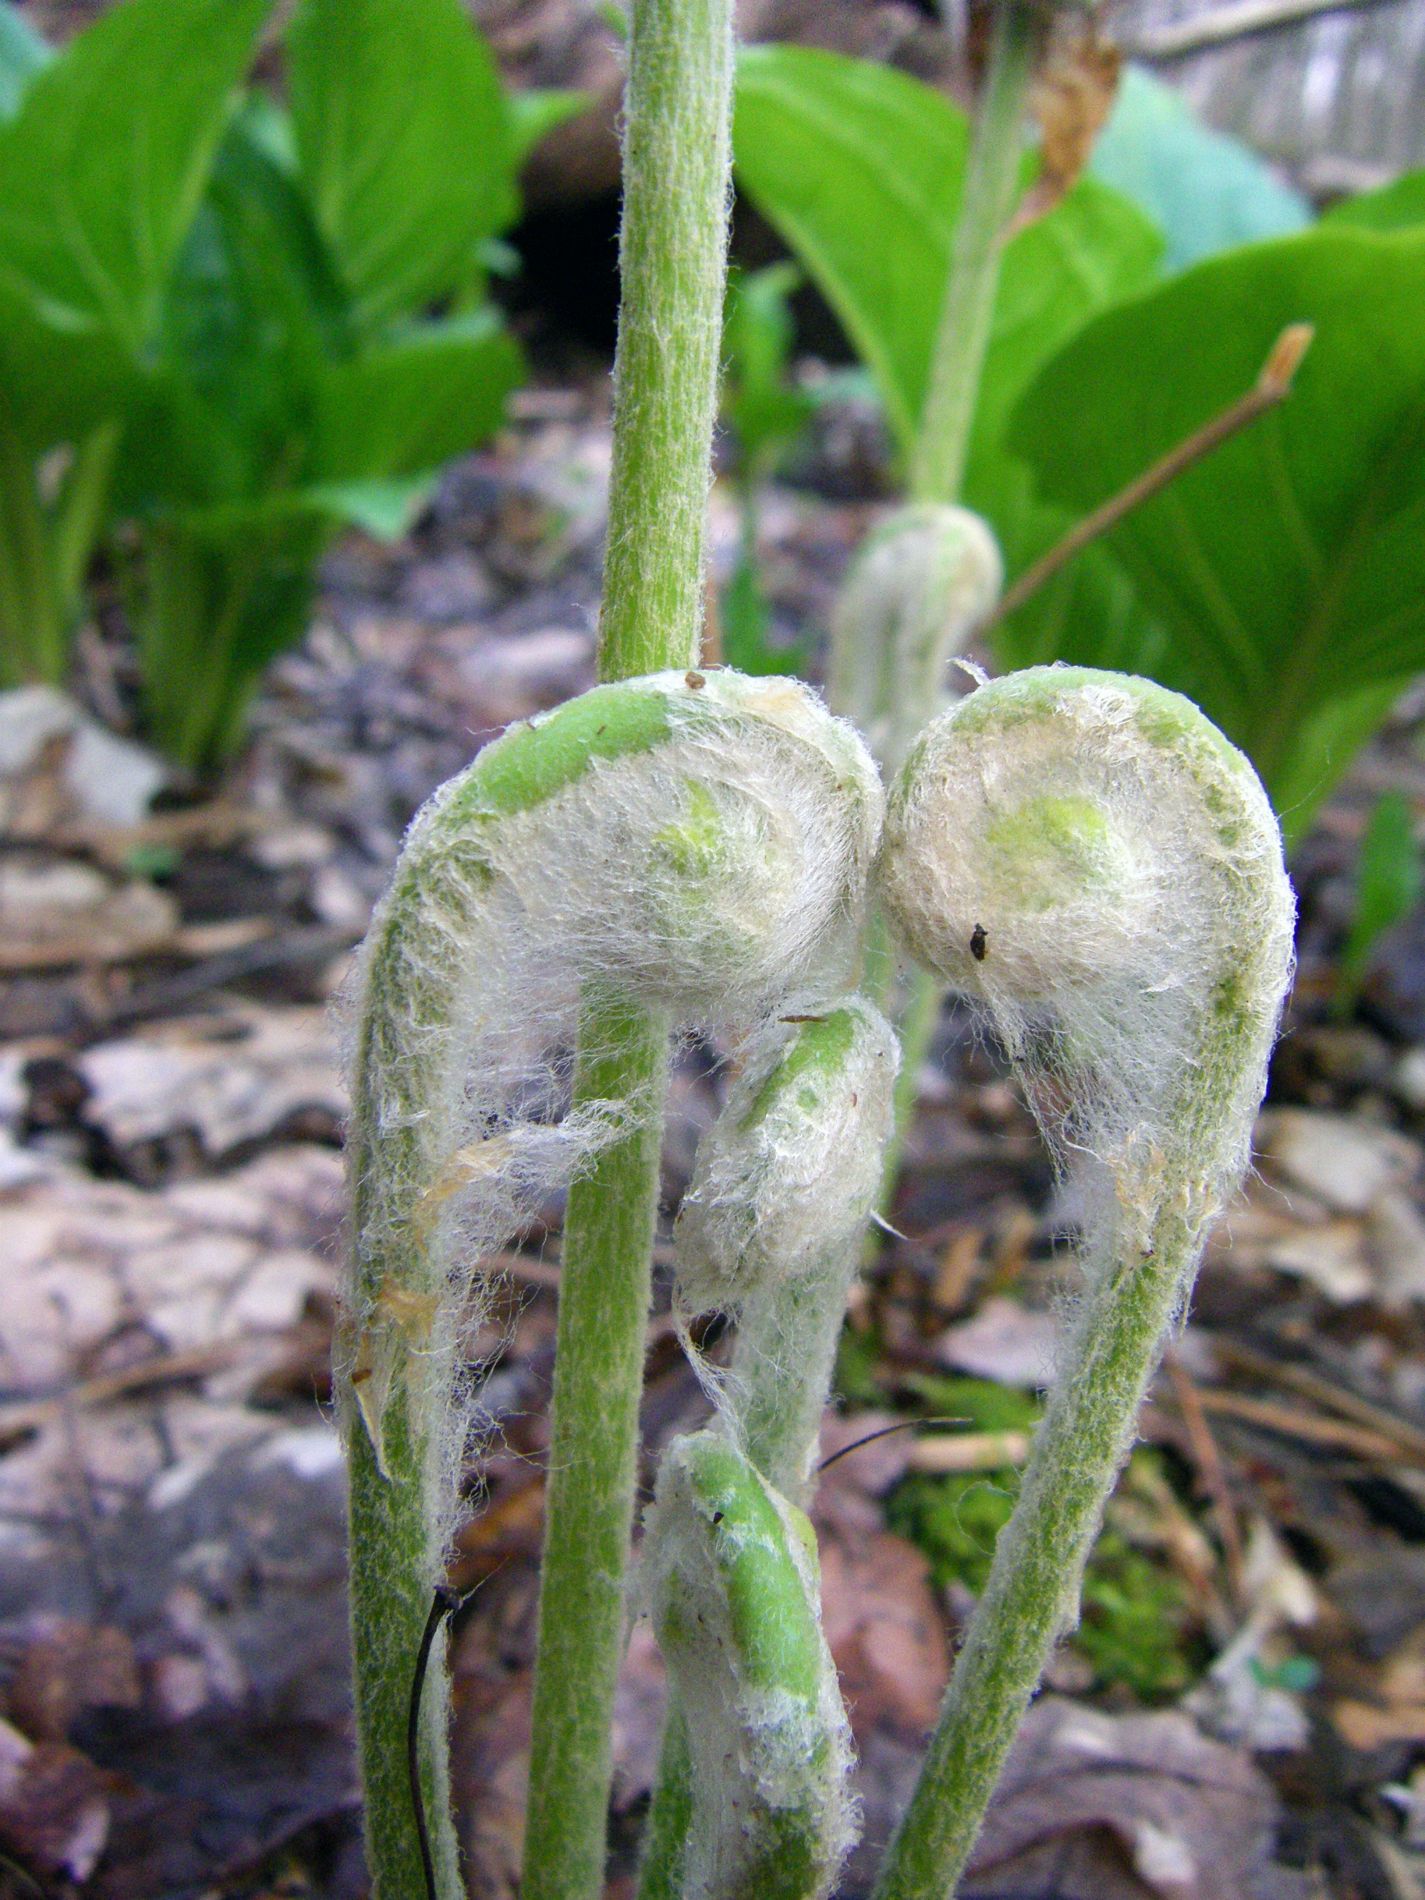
[675,998,899,1502]
[342,667,880,1896]
[640,1432,856,1900]
[827,504,1002,779]
[873,666,1295,1900]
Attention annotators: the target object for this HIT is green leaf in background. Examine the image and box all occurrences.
[1323,170,1425,233]
[287,0,510,334]
[1008,228,1425,840]
[1089,66,1309,273]
[732,44,1161,464]
[724,262,818,469]
[132,112,349,513]
[0,0,270,372]
[508,87,589,167]
[1336,791,1423,1016]
[312,311,523,485]
[0,0,51,125]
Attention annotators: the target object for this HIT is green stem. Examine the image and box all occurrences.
[908,1,1037,507]
[0,412,63,682]
[872,1214,1198,1900]
[50,420,120,624]
[597,0,734,677]
[523,4,734,1895]
[522,1004,670,1900]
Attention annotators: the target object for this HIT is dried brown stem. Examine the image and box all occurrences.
[987,323,1314,632]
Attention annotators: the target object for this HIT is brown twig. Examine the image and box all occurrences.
[0,1345,234,1450]
[1195,1387,1425,1467]
[1214,1336,1425,1463]
[985,323,1314,631]
[1163,1347,1246,1602]
[1126,0,1394,61]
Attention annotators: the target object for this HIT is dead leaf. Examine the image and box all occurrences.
[6,1618,141,1742]
[1017,16,1122,228]
[0,1716,115,1884]
[963,1697,1310,1899]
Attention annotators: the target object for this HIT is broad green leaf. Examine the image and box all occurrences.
[0,1,50,124]
[0,0,269,366]
[1089,66,1309,272]
[128,116,347,512]
[970,452,1171,683]
[732,44,1161,462]
[1323,170,1425,233]
[1008,228,1425,836]
[312,311,523,484]
[287,0,510,333]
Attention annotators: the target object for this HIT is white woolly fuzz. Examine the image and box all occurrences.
[342,669,882,1578]
[878,666,1296,1251]
[829,503,1003,775]
[642,1431,856,1898]
[675,997,898,1315]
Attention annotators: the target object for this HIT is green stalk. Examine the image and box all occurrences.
[872,667,1295,1899]
[877,1,1039,1216]
[0,414,62,682]
[50,420,121,624]
[873,1221,1204,1898]
[522,3,734,1895]
[522,1003,670,1900]
[908,1,1037,508]
[595,0,734,677]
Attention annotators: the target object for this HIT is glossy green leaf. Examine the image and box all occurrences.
[1008,228,1425,835]
[1323,170,1425,233]
[732,44,1161,461]
[312,311,522,485]
[128,114,347,513]
[0,0,269,370]
[1089,66,1309,272]
[0,1,50,124]
[287,0,510,333]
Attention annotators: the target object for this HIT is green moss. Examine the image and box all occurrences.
[888,1441,1203,1702]
[832,1325,885,1408]
[901,1372,1040,1436]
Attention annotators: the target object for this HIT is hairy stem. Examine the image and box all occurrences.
[522,1005,669,1899]
[908,1,1037,507]
[873,667,1295,1899]
[521,6,735,1896]
[873,1218,1202,1899]
[597,0,734,678]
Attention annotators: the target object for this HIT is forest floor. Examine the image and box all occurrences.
[3,371,1425,1900]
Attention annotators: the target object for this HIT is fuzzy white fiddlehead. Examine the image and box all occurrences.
[873,666,1295,1900]
[828,504,1002,778]
[342,667,881,1898]
[640,1432,856,1900]
[676,998,899,1501]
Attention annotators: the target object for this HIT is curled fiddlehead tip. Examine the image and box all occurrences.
[342,666,883,1562]
[642,1430,856,1900]
[878,665,1295,1236]
[675,996,898,1317]
[829,503,1003,775]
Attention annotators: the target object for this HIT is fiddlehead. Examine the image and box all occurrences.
[640,1432,856,1900]
[341,667,880,1896]
[873,665,1295,1900]
[675,998,898,1502]
[827,504,1002,779]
